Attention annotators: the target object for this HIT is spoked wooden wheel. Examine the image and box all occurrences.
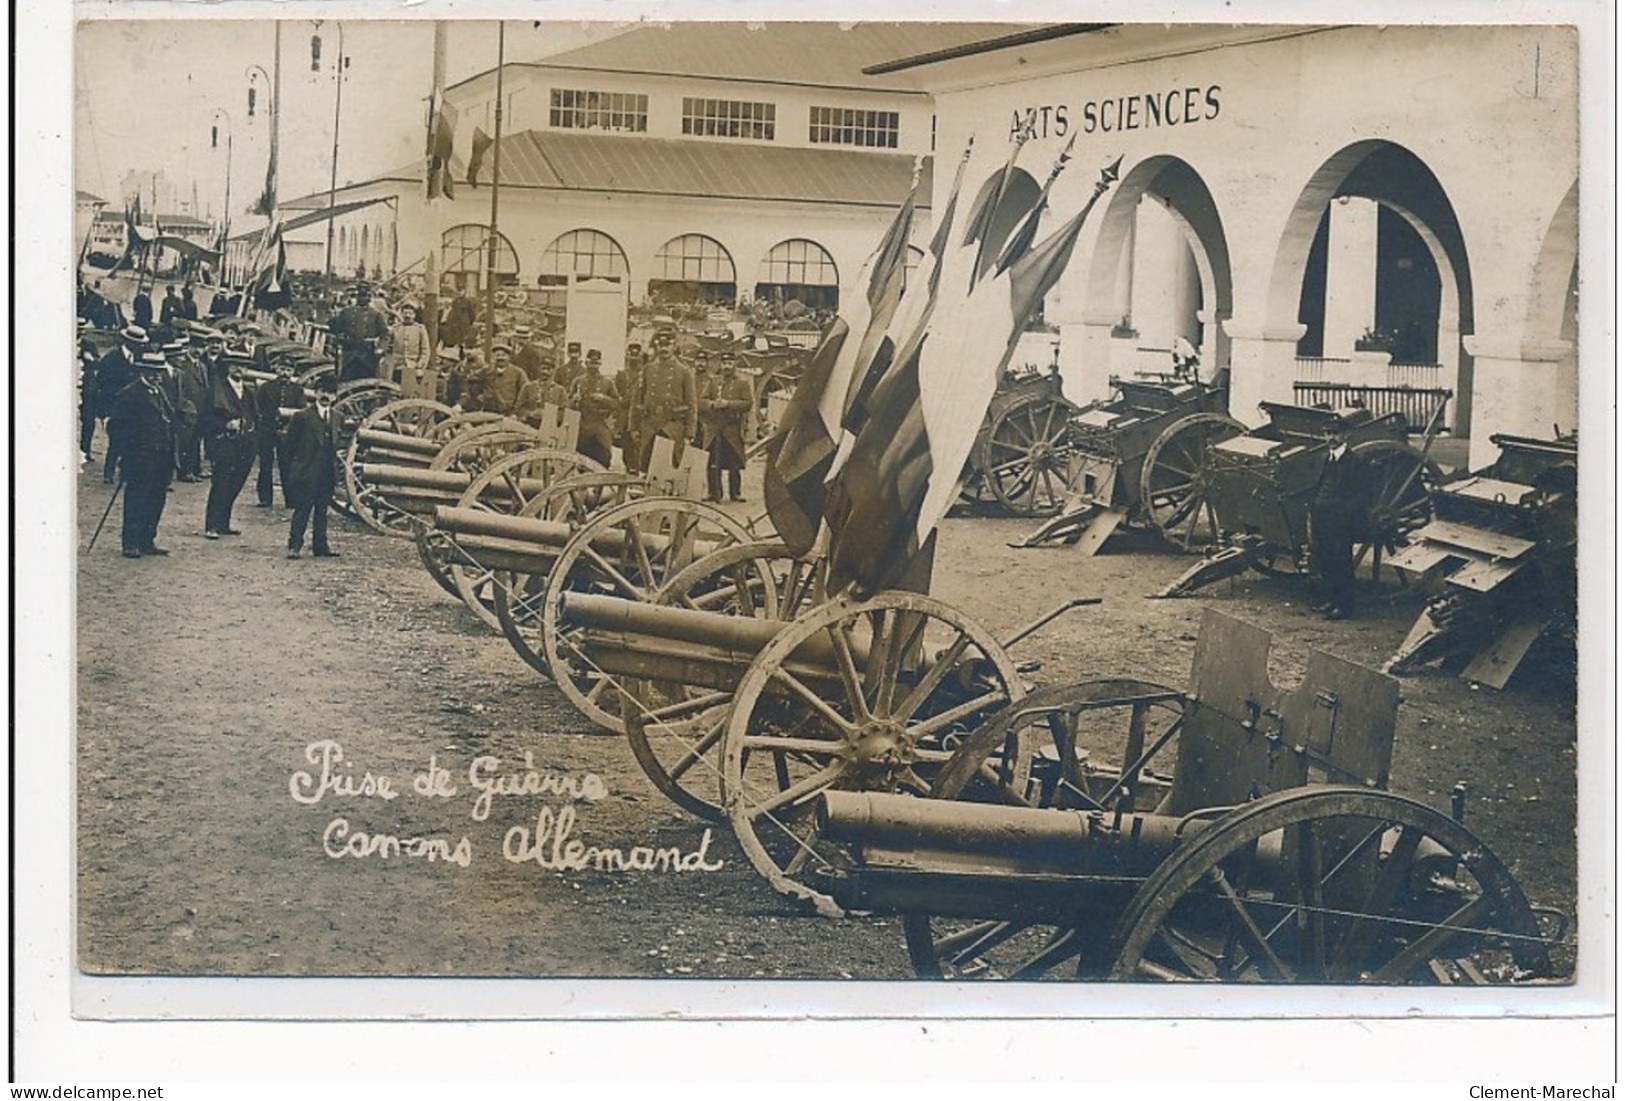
[1106,787,1551,983]
[622,543,829,822]
[1351,441,1442,583]
[329,381,403,517]
[295,363,337,389]
[902,679,1187,979]
[979,389,1077,517]
[542,498,753,732]
[1140,413,1246,552]
[427,424,544,475]
[492,474,652,675]
[343,399,454,535]
[427,410,523,444]
[722,592,1025,913]
[444,449,606,630]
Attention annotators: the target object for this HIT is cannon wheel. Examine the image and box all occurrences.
[427,424,544,475]
[295,364,337,389]
[1350,440,1443,581]
[901,679,1188,979]
[621,543,829,823]
[541,498,754,732]
[328,381,403,517]
[978,389,1077,517]
[1107,786,1550,983]
[442,449,607,629]
[491,474,654,675]
[1139,412,1247,552]
[722,592,1026,913]
[427,410,522,444]
[342,398,455,531]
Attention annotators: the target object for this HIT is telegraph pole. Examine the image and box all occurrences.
[321,21,347,279]
[482,22,506,365]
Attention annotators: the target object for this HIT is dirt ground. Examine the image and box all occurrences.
[75,452,1580,982]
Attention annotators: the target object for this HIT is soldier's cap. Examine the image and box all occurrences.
[136,350,168,369]
[586,349,603,363]
[652,330,676,346]
[625,342,642,355]
[513,325,533,338]
[121,325,148,344]
[492,344,513,356]
[566,342,582,354]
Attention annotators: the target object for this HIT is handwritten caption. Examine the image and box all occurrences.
[288,740,723,874]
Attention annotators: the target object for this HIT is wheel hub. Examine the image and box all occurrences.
[848,718,914,781]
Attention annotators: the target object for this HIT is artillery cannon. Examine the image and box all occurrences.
[957,366,1079,517]
[1155,400,1442,598]
[1009,372,1232,553]
[807,609,1560,983]
[1383,432,1577,688]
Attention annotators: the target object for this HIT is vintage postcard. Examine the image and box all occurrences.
[21,0,1614,1082]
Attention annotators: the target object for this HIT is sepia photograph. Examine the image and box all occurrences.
[58,5,1603,1029]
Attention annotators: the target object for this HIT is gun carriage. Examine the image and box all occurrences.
[1155,400,1442,598]
[1383,433,1578,688]
[1009,372,1233,553]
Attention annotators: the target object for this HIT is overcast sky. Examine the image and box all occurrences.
[75,19,630,221]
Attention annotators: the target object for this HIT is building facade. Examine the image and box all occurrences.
[882,23,1579,468]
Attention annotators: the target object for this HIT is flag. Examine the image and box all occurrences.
[762,169,919,555]
[427,101,458,200]
[467,128,493,188]
[824,154,1120,596]
[960,132,1030,288]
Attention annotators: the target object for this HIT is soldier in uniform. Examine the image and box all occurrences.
[699,352,753,502]
[570,349,621,467]
[168,335,210,483]
[330,283,390,382]
[618,342,645,473]
[108,349,177,558]
[284,380,342,559]
[388,304,432,388]
[95,325,146,482]
[556,342,584,392]
[200,356,258,539]
[255,360,306,508]
[488,344,528,415]
[690,351,715,449]
[635,328,697,472]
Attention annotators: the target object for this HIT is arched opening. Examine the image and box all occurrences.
[1268,141,1473,434]
[1084,156,1233,381]
[755,238,839,313]
[649,234,737,307]
[536,228,629,313]
[440,223,519,296]
[1522,180,1580,431]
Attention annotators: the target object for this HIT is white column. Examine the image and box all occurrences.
[1460,334,1576,468]
[1323,197,1379,358]
[1222,319,1308,427]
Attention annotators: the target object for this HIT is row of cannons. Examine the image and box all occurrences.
[962,368,1577,690]
[322,391,1573,983]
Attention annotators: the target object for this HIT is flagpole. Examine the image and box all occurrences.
[482,22,506,366]
[424,21,447,349]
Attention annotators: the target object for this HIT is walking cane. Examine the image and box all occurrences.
[85,478,124,554]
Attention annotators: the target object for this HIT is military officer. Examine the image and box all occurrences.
[635,328,697,472]
[619,342,645,472]
[699,352,754,502]
[569,349,622,467]
[556,342,585,392]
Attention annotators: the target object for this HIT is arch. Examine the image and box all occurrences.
[538,228,628,280]
[1523,179,1579,347]
[1084,155,1234,369]
[1266,140,1473,344]
[441,223,520,279]
[649,233,737,306]
[903,245,925,291]
[755,238,840,311]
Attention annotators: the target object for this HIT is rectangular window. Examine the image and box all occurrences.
[682,96,776,141]
[549,88,649,132]
[808,106,900,149]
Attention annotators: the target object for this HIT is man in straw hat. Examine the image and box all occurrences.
[107,348,178,558]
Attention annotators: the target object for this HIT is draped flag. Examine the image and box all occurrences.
[467,128,494,188]
[761,164,921,555]
[427,101,458,200]
[960,131,1031,289]
[824,152,1122,596]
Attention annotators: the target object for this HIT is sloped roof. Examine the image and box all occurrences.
[466,129,930,208]
[454,22,1040,93]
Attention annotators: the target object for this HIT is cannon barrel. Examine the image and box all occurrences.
[358,464,475,494]
[433,506,730,560]
[355,427,444,456]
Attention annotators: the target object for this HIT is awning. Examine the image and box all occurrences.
[278,195,394,234]
[152,235,221,261]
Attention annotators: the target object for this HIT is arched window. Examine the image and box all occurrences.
[650,234,737,305]
[440,223,519,284]
[538,228,628,280]
[755,238,839,311]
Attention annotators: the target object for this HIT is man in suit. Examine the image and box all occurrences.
[1308,432,1369,620]
[107,349,177,558]
[635,327,697,472]
[167,335,210,483]
[200,356,258,539]
[254,361,306,507]
[95,325,146,482]
[284,380,341,559]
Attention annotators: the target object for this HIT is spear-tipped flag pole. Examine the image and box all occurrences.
[824,154,1122,597]
[962,130,1031,289]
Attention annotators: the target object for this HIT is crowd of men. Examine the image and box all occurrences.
[78,280,759,565]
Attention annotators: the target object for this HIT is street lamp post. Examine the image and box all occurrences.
[210,108,233,277]
[314,21,348,280]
